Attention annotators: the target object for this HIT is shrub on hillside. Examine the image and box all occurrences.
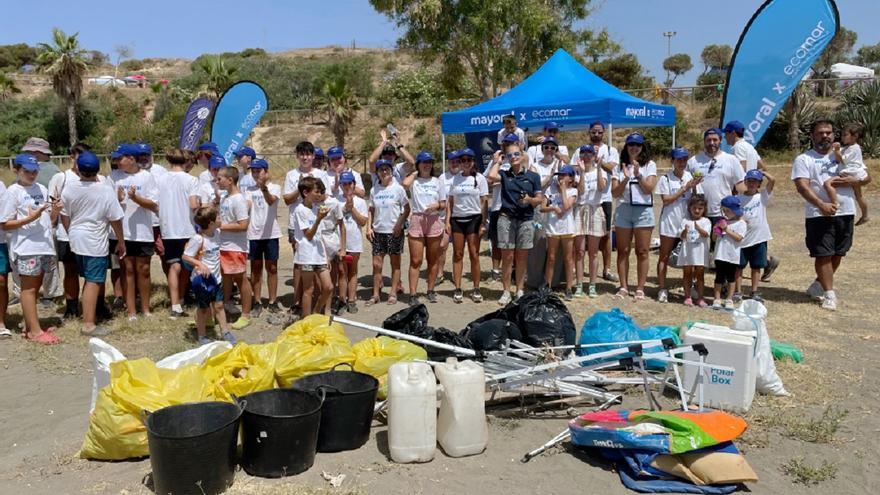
[378,68,445,117]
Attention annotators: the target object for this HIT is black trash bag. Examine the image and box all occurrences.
[510,285,576,347]
[461,318,523,352]
[381,304,430,338]
[424,326,473,361]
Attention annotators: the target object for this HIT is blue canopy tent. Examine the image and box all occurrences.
[440,49,677,168]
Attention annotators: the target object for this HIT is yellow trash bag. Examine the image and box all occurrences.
[202,342,278,402]
[353,336,427,398]
[79,358,214,460]
[275,327,355,387]
[279,314,345,340]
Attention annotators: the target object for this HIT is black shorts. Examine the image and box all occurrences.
[124,240,155,258]
[57,240,77,264]
[714,260,738,285]
[249,238,280,261]
[451,214,482,235]
[805,215,854,258]
[371,232,404,256]
[162,238,188,264]
[601,201,613,232]
[489,210,501,246]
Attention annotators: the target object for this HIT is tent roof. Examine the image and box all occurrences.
[441,49,675,134]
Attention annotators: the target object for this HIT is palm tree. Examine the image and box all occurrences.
[198,56,237,100]
[319,77,361,148]
[36,28,88,147]
[0,72,21,101]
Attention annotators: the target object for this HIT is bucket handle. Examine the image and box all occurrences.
[140,409,153,424]
[312,387,328,406]
[331,362,355,372]
[231,395,248,413]
[316,384,343,396]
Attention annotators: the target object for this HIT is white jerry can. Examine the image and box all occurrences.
[435,357,488,457]
[387,361,437,463]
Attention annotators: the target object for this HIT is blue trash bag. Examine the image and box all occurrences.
[577,308,680,370]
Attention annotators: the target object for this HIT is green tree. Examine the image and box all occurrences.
[370,0,594,99]
[695,72,725,101]
[0,43,39,70]
[813,26,857,96]
[36,28,88,147]
[700,44,732,74]
[855,42,880,68]
[318,76,361,148]
[835,80,880,157]
[0,72,21,101]
[580,29,622,63]
[589,53,652,89]
[197,55,238,100]
[663,53,692,87]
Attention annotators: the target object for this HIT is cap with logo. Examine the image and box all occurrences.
[327,146,344,159]
[249,158,269,170]
[542,136,559,147]
[209,155,227,169]
[14,154,40,171]
[625,133,645,145]
[313,147,324,158]
[375,158,393,170]
[235,146,256,158]
[135,143,152,156]
[381,143,397,155]
[198,142,219,153]
[745,169,764,182]
[339,171,356,184]
[502,133,520,143]
[109,145,125,160]
[556,165,576,176]
[720,195,743,217]
[446,150,460,161]
[415,151,435,164]
[459,148,476,158]
[76,151,101,173]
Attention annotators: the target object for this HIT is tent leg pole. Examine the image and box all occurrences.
[608,124,613,148]
[441,134,446,174]
[672,126,677,148]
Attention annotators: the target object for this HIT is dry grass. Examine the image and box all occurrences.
[781,457,839,485]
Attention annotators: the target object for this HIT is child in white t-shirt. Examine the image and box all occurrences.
[736,169,775,301]
[293,176,334,316]
[217,167,253,330]
[540,166,578,300]
[831,123,869,225]
[678,195,711,307]
[338,172,368,314]
[244,159,282,316]
[318,192,346,315]
[198,155,228,207]
[712,196,747,310]
[0,155,61,344]
[183,207,235,345]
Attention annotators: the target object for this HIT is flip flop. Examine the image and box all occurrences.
[25,330,60,345]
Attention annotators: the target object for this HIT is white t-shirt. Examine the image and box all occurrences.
[342,196,369,253]
[486,163,510,212]
[293,203,327,265]
[577,168,605,207]
[327,169,365,201]
[656,170,701,238]
[245,183,282,240]
[714,219,747,264]
[108,169,159,242]
[409,177,447,214]
[441,171,457,218]
[528,144,569,166]
[790,149,856,218]
[732,139,761,172]
[219,192,249,253]
[198,169,213,186]
[283,167,332,226]
[198,180,227,206]
[545,183,577,236]
[0,181,6,238]
[369,181,408,234]
[687,151,744,217]
[319,198,345,255]
[147,164,168,226]
[61,180,124,257]
[496,127,526,148]
[391,162,413,184]
[678,217,712,268]
[572,144,619,202]
[239,171,256,191]
[185,231,222,282]
[740,190,772,248]
[448,173,489,218]
[530,159,562,192]
[0,182,55,256]
[612,161,658,205]
[157,171,199,240]
[47,169,79,242]
[841,144,867,176]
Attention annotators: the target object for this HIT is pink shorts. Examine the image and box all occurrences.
[220,251,248,275]
[408,212,444,238]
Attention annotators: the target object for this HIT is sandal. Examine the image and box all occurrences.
[24,330,60,345]
[387,295,398,305]
[613,287,629,299]
[634,290,646,301]
[365,296,380,307]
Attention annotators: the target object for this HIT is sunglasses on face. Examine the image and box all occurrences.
[626,143,642,147]
[459,157,474,163]
[505,152,522,158]
[542,145,557,150]
[590,130,604,135]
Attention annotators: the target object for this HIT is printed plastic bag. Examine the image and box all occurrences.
[353,336,427,398]
[732,300,788,396]
[275,327,355,387]
[578,308,680,370]
[202,342,278,401]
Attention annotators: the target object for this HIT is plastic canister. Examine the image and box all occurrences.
[435,357,488,457]
[387,361,437,463]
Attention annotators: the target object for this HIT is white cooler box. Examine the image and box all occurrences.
[683,323,757,412]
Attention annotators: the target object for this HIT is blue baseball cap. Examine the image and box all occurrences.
[579,144,595,154]
[14,154,40,172]
[745,169,764,181]
[327,146,344,159]
[209,155,227,169]
[191,273,219,299]
[556,165,576,176]
[446,150,460,160]
[135,142,152,156]
[198,142,219,153]
[671,147,690,160]
[375,158,393,170]
[703,128,724,139]
[76,151,101,172]
[118,143,140,157]
[720,195,743,217]
[109,145,125,160]
[313,147,324,158]
[459,148,476,158]
[541,136,559,147]
[249,158,268,169]
[502,133,520,143]
[415,151,435,164]
[339,171,356,184]
[544,122,561,131]
[625,133,645,145]
[235,146,256,158]
[723,121,745,134]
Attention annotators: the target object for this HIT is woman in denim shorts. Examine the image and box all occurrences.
[611,133,658,300]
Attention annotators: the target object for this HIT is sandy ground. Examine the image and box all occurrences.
[1,172,879,494]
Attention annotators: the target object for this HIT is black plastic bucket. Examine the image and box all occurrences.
[145,401,242,495]
[291,363,379,452]
[237,388,324,478]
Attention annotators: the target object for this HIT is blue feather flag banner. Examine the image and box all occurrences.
[178,97,215,151]
[720,0,839,146]
[211,81,268,163]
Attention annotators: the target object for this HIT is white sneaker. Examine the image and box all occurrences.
[821,293,837,311]
[724,299,735,310]
[712,300,723,310]
[657,289,668,303]
[806,280,824,301]
[515,289,525,300]
[498,291,511,306]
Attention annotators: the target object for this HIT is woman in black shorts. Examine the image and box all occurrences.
[366,159,410,305]
[445,149,489,303]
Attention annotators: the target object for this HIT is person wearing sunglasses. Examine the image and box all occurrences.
[487,137,543,305]
[527,122,569,165]
[686,128,746,238]
[610,133,657,301]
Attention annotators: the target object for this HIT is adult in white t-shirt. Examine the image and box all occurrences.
[156,149,200,316]
[366,128,416,184]
[686,128,745,221]
[244,159,282,313]
[791,120,860,311]
[47,166,82,316]
[496,115,527,148]
[723,120,764,172]
[108,144,159,319]
[527,122,569,165]
[401,151,447,302]
[447,155,489,302]
[367,159,410,305]
[610,133,658,299]
[655,147,703,302]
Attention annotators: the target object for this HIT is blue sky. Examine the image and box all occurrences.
[1,0,877,86]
